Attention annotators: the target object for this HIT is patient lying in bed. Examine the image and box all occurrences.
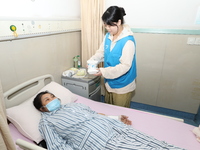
[33,91,185,150]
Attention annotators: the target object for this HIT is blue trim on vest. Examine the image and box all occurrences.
[104,33,137,88]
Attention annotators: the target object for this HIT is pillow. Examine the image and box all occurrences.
[6,81,78,144]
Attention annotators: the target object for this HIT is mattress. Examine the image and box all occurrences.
[8,94,200,150]
[75,95,200,150]
[9,123,35,150]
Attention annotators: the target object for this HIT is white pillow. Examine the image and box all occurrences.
[6,81,78,144]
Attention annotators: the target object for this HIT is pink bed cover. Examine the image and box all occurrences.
[9,95,200,150]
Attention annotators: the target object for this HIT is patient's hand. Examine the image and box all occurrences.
[98,113,106,115]
[120,115,132,125]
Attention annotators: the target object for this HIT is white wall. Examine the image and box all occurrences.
[106,0,200,29]
[0,0,80,20]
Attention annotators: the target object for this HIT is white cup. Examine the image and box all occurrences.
[87,60,98,69]
[87,60,99,74]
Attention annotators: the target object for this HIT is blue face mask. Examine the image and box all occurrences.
[45,98,61,112]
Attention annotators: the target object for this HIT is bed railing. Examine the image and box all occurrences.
[16,139,47,150]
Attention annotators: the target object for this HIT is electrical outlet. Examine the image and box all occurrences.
[194,37,200,45]
[187,37,196,45]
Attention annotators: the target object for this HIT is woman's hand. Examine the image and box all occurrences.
[120,115,132,125]
[94,69,102,76]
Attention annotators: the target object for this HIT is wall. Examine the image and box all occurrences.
[0,0,80,20]
[0,31,81,92]
[0,0,81,93]
[132,31,200,114]
[106,0,200,29]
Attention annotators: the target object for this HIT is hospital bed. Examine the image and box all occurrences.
[4,74,200,150]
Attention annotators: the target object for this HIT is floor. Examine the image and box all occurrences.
[130,101,199,127]
[100,96,199,127]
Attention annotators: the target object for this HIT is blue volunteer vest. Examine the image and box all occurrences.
[104,33,137,88]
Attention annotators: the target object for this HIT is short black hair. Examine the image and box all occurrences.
[102,6,126,26]
[33,91,52,111]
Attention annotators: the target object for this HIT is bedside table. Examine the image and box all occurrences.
[61,74,101,101]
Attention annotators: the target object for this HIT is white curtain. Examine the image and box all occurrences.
[80,0,105,67]
[0,80,16,150]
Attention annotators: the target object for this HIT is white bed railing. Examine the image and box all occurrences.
[16,139,47,150]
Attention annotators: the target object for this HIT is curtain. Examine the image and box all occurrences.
[0,80,16,150]
[80,0,105,67]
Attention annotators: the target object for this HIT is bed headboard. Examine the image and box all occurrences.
[4,74,54,108]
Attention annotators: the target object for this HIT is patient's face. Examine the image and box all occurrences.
[40,93,57,112]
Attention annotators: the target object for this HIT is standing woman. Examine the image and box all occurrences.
[88,6,137,108]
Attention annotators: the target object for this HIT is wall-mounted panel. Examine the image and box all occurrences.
[157,34,200,113]
[0,20,81,41]
[133,34,166,105]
